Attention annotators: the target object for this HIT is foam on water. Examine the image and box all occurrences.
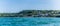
[0,17,60,26]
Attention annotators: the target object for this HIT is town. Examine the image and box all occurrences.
[0,10,60,17]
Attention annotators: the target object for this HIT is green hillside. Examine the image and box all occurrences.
[0,10,60,17]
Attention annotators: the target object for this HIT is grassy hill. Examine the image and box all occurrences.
[0,10,60,17]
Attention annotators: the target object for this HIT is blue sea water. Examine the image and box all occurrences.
[0,17,60,26]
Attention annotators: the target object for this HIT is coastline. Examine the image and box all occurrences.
[0,10,60,17]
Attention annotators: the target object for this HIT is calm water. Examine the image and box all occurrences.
[0,17,60,26]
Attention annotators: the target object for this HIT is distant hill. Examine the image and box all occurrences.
[18,10,60,17]
[0,10,60,17]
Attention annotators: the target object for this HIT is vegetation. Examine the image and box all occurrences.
[0,10,60,17]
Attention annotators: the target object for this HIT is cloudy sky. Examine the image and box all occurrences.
[0,0,60,13]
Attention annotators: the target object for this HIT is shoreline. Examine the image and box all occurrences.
[0,10,60,17]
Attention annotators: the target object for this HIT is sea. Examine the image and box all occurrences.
[0,17,60,26]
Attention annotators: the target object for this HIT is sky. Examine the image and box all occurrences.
[0,0,60,13]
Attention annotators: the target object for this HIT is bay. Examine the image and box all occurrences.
[0,17,60,26]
